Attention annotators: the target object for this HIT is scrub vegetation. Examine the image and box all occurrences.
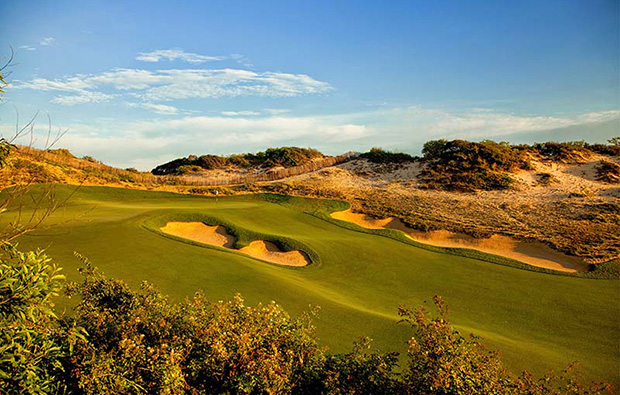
[152,147,324,175]
[1,247,614,394]
[419,139,531,191]
[358,147,417,164]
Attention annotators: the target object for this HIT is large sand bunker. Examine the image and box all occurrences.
[160,222,310,267]
[331,209,589,273]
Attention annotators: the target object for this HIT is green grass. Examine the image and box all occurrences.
[4,184,619,382]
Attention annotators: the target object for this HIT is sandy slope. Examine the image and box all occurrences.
[160,222,309,266]
[331,209,589,272]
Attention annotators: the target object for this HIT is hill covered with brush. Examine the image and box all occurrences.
[408,139,618,192]
[152,147,326,175]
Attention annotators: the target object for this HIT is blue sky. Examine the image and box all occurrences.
[0,0,618,169]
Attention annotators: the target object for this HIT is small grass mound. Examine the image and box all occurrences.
[529,141,593,163]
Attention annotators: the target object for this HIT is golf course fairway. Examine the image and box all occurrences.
[7,184,619,382]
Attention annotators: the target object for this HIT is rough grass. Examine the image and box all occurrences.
[3,185,619,382]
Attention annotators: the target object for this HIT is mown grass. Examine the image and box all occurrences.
[3,184,619,382]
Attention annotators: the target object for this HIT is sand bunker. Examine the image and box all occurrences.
[161,222,235,248]
[240,240,310,267]
[331,209,589,273]
[160,222,310,267]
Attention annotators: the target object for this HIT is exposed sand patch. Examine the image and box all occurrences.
[331,209,589,273]
[161,222,235,248]
[160,222,309,267]
[331,209,393,229]
[240,240,310,267]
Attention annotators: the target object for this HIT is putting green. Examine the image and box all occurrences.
[5,185,619,382]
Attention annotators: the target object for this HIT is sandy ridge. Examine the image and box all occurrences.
[160,222,310,267]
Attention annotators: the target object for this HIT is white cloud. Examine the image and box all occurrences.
[403,107,620,138]
[221,111,261,116]
[575,110,620,124]
[50,91,116,105]
[40,37,55,46]
[430,111,575,136]
[229,54,254,68]
[126,102,179,115]
[15,67,333,104]
[136,48,225,63]
[128,115,369,147]
[15,75,115,106]
[15,76,94,92]
[265,108,290,115]
[89,68,168,90]
[19,45,36,51]
[136,69,333,101]
[137,49,256,67]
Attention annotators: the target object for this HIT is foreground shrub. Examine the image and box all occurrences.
[293,337,402,395]
[399,296,612,395]
[66,261,328,394]
[399,296,511,394]
[0,249,614,394]
[0,245,85,395]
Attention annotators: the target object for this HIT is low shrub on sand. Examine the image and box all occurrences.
[595,160,620,184]
[419,139,530,191]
